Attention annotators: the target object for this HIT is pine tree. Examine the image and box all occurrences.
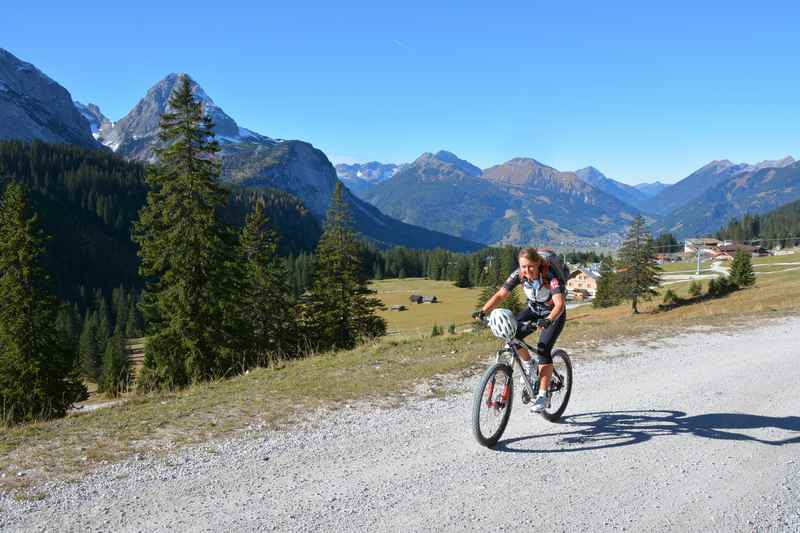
[78,310,101,381]
[476,285,496,324]
[94,291,111,361]
[55,303,81,366]
[593,257,621,308]
[132,75,237,389]
[98,333,130,397]
[616,216,661,314]
[0,183,85,424]
[238,202,296,365]
[303,183,386,352]
[503,286,524,314]
[454,256,472,288]
[729,250,756,288]
[125,296,143,337]
[475,284,523,317]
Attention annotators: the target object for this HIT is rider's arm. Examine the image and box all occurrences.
[481,287,510,315]
[548,292,565,321]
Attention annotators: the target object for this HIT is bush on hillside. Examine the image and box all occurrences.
[688,280,703,298]
[707,276,736,298]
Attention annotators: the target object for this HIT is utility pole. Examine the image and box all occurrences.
[696,246,702,276]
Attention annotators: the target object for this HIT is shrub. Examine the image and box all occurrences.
[430,324,443,337]
[447,324,456,335]
[662,289,680,305]
[707,276,736,298]
[688,280,703,298]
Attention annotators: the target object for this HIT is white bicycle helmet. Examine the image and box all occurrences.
[488,308,517,341]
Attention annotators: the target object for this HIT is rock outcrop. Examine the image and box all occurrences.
[0,48,101,149]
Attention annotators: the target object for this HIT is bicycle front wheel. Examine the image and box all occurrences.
[541,349,573,421]
[472,363,514,448]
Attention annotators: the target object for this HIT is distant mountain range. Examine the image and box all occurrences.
[348,152,800,242]
[335,162,399,198]
[2,45,799,247]
[100,75,482,252]
[574,166,650,210]
[656,160,800,237]
[634,181,668,198]
[361,151,641,245]
[642,157,796,217]
[0,48,481,253]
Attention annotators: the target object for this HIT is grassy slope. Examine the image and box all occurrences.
[2,255,799,493]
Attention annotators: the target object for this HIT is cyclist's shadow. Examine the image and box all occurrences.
[494,409,800,453]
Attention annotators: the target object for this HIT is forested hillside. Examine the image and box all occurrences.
[0,141,320,308]
[717,199,800,247]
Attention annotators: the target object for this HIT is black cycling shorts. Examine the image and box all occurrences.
[514,307,565,365]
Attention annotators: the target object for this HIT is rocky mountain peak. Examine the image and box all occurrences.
[748,156,796,171]
[574,166,605,181]
[103,73,274,161]
[0,48,101,149]
[74,101,113,141]
[335,161,400,198]
[482,157,586,190]
[413,150,482,177]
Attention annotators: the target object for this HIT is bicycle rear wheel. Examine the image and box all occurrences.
[472,363,514,448]
[541,349,573,422]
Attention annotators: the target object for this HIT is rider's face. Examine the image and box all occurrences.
[518,257,539,281]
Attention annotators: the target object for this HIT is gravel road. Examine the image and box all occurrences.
[2,316,799,532]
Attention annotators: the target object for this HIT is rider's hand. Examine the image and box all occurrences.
[472,309,486,321]
[537,318,552,330]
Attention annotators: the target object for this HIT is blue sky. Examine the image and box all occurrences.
[4,1,798,184]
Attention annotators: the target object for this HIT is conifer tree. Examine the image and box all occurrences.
[476,285,497,318]
[454,256,472,288]
[593,257,621,308]
[132,75,237,389]
[729,250,756,288]
[55,303,81,366]
[98,332,130,397]
[238,202,296,365]
[0,183,85,423]
[125,296,143,337]
[303,183,386,351]
[503,286,524,314]
[616,216,661,313]
[94,292,111,358]
[475,284,523,317]
[78,310,102,381]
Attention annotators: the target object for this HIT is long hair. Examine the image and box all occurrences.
[518,247,549,275]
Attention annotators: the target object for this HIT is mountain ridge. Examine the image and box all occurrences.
[0,48,102,150]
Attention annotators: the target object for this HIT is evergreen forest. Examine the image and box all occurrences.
[717,200,800,247]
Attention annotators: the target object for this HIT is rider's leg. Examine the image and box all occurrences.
[536,313,566,395]
[513,307,537,365]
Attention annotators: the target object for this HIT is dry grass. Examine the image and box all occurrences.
[1,266,798,494]
[371,278,483,335]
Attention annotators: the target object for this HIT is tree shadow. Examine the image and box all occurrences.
[494,409,800,453]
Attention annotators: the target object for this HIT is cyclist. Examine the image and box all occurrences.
[474,248,567,413]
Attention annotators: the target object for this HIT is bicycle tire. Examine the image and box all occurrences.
[541,349,573,422]
[472,363,514,448]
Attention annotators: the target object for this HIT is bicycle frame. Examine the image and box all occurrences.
[494,338,540,400]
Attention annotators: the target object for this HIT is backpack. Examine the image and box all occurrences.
[537,248,571,288]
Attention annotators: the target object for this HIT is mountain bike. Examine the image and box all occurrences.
[471,320,573,448]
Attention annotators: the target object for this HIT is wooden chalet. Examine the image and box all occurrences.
[566,268,601,296]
